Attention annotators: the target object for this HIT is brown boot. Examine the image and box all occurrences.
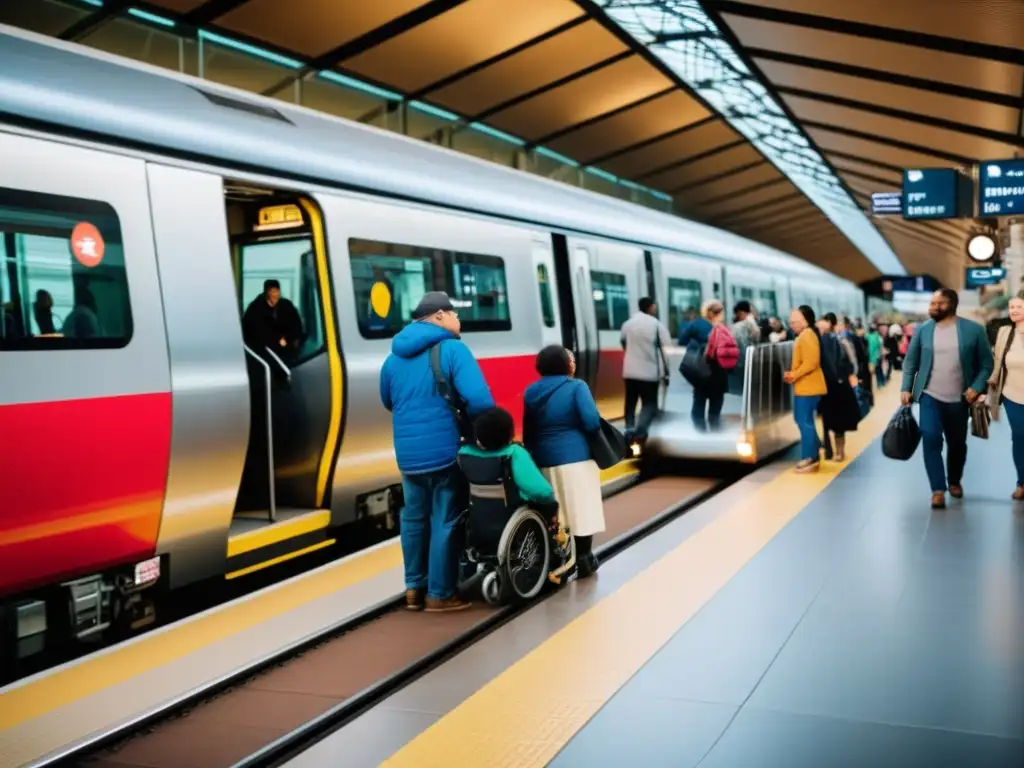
[405,588,425,611]
[425,595,471,613]
[1012,487,1024,501]
[833,437,846,462]
[931,492,946,510]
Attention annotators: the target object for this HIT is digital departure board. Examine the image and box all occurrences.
[902,168,961,220]
[979,158,1024,216]
[965,266,1006,288]
[871,191,902,215]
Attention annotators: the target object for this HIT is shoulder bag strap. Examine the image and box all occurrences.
[530,379,570,416]
[429,342,460,420]
[999,326,1015,382]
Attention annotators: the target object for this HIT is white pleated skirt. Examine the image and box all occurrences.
[542,460,606,537]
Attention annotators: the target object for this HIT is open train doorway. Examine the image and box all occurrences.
[222,182,344,575]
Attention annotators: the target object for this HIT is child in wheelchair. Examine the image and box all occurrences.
[458,407,576,605]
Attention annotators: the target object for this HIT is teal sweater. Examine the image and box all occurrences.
[458,443,556,504]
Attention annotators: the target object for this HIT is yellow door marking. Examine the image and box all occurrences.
[226,539,336,580]
[297,197,344,510]
[226,509,330,558]
[382,387,900,768]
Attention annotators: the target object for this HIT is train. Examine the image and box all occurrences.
[0,24,864,661]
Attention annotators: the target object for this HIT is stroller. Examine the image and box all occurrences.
[458,451,575,606]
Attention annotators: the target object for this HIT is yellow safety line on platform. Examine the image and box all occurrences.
[0,466,635,731]
[382,386,901,768]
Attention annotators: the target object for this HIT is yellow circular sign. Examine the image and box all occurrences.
[370,281,392,318]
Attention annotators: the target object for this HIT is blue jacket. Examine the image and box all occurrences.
[678,317,712,349]
[380,322,494,474]
[901,318,993,402]
[522,376,602,469]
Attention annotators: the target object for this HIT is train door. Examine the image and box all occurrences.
[229,193,343,520]
[551,234,597,391]
[531,237,562,349]
[651,252,720,340]
[579,240,644,419]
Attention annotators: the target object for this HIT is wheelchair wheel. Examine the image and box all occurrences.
[497,508,550,602]
[481,571,503,605]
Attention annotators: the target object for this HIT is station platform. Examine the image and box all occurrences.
[283,385,1024,768]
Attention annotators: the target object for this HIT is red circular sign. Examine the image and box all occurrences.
[70,222,105,268]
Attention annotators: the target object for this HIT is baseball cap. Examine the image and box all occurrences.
[412,291,455,320]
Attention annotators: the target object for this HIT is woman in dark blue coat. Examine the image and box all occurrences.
[523,345,604,578]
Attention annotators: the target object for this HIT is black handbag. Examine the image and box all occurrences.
[882,406,921,461]
[588,417,628,470]
[679,342,712,386]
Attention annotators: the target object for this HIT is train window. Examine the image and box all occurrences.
[238,238,325,363]
[730,284,755,309]
[757,289,778,318]
[590,270,630,331]
[0,187,132,351]
[349,238,511,338]
[666,278,702,339]
[537,264,555,328]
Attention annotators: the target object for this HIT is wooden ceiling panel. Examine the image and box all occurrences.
[642,142,761,191]
[429,20,624,117]
[546,91,709,163]
[602,119,739,177]
[486,56,673,142]
[720,15,1024,97]
[342,0,585,93]
[217,0,425,58]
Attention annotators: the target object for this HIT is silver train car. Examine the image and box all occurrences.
[0,24,864,656]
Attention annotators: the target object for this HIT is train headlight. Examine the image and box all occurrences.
[630,442,642,457]
[736,433,756,462]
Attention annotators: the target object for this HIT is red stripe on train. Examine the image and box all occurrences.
[0,392,171,596]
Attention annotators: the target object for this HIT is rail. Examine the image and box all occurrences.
[243,344,276,522]
[263,346,292,381]
[740,341,795,432]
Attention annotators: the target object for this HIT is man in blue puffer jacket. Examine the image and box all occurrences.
[380,291,494,613]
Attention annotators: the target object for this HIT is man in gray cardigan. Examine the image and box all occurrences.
[901,289,993,509]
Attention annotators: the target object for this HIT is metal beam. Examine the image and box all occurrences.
[413,16,589,101]
[636,138,746,182]
[59,0,134,41]
[800,119,977,166]
[185,0,251,25]
[777,85,1024,148]
[582,114,720,167]
[688,176,788,210]
[705,0,1024,66]
[468,51,633,124]
[746,47,1024,111]
[526,86,676,149]
[263,0,469,96]
[670,159,769,195]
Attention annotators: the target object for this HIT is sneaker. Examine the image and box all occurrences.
[948,484,963,499]
[425,595,471,613]
[795,459,819,474]
[931,492,946,510]
[405,588,425,611]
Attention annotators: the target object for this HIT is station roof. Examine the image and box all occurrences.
[36,0,1024,286]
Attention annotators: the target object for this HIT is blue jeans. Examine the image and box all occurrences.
[1003,398,1024,486]
[400,465,466,600]
[794,395,822,460]
[692,386,725,430]
[874,362,886,389]
[918,394,969,492]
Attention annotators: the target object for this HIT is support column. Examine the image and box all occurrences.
[1008,220,1024,297]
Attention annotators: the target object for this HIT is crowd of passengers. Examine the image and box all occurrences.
[242,279,1023,613]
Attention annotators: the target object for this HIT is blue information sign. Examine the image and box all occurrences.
[965,266,1005,288]
[979,158,1024,216]
[902,168,960,220]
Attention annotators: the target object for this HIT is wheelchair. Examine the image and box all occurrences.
[458,452,576,606]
